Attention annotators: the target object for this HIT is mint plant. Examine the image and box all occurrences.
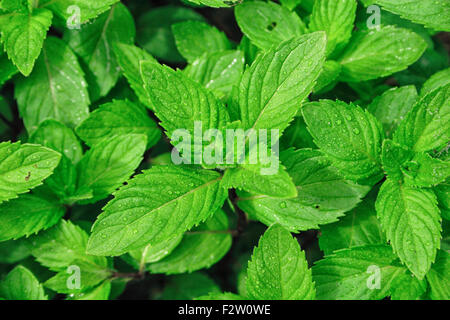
[0,0,449,301]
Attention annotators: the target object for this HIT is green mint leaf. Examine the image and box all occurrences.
[76,133,147,203]
[0,265,47,300]
[0,0,32,13]
[421,68,450,96]
[184,50,245,100]
[0,0,447,302]
[235,1,306,51]
[369,9,434,49]
[30,220,112,294]
[136,5,204,63]
[149,209,232,274]
[246,224,315,300]
[237,149,368,232]
[318,194,385,255]
[128,234,183,265]
[381,139,415,181]
[0,140,61,203]
[312,244,404,300]
[403,153,450,187]
[309,0,357,55]
[0,8,52,76]
[223,160,298,199]
[112,43,156,109]
[0,194,64,241]
[375,179,442,279]
[87,165,227,256]
[368,86,418,138]
[44,259,111,294]
[15,37,90,133]
[30,220,108,272]
[75,99,160,149]
[30,119,83,201]
[393,83,450,152]
[389,271,427,300]
[426,250,450,300]
[302,100,384,185]
[159,273,220,300]
[338,26,427,82]
[238,33,326,132]
[31,120,82,163]
[172,20,231,63]
[370,0,450,31]
[140,60,229,156]
[0,52,18,87]
[64,3,135,100]
[40,0,119,22]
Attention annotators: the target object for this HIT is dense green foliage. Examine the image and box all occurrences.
[0,0,448,300]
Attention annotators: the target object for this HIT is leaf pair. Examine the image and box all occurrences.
[313,244,425,300]
[314,240,449,299]
[198,224,315,300]
[0,221,113,300]
[15,37,90,133]
[87,30,329,256]
[235,0,427,86]
[362,0,450,32]
[223,32,327,198]
[0,140,61,203]
[30,119,148,204]
[0,0,120,77]
[236,148,369,232]
[303,84,449,279]
[29,220,113,297]
[376,84,449,279]
[64,3,135,101]
[302,100,384,185]
[87,165,227,256]
[0,265,47,300]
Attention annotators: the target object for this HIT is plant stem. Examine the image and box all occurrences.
[112,271,145,280]
[228,189,248,237]
[138,245,150,275]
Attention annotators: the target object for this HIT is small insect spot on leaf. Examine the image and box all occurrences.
[25,172,31,181]
[267,21,277,31]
